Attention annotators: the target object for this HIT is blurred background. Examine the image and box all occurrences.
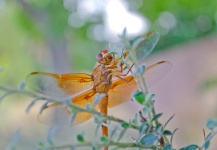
[0,0,217,149]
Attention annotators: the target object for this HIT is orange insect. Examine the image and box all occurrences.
[27,32,171,150]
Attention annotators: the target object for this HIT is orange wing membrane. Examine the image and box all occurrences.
[38,89,97,125]
[27,72,93,98]
[108,61,172,108]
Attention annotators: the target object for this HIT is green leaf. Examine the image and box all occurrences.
[203,140,210,149]
[94,94,105,106]
[7,129,21,150]
[135,64,146,76]
[181,144,199,150]
[85,103,92,110]
[206,118,217,130]
[142,106,150,114]
[77,134,84,142]
[139,122,148,134]
[170,128,179,144]
[119,28,131,49]
[95,123,102,137]
[132,91,145,104]
[164,114,175,127]
[117,128,127,142]
[163,144,172,150]
[39,101,49,114]
[163,130,173,136]
[145,93,156,101]
[94,115,102,124]
[202,131,217,148]
[131,114,138,126]
[155,124,164,135]
[18,81,26,90]
[0,93,10,101]
[69,113,77,126]
[109,126,118,139]
[140,133,158,146]
[121,122,130,128]
[92,146,96,150]
[152,113,163,121]
[100,136,108,143]
[26,98,39,113]
[47,126,58,146]
[37,140,46,148]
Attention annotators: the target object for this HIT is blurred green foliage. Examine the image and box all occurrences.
[0,0,217,86]
[138,0,217,50]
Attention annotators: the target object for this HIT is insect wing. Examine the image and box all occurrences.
[145,61,172,88]
[38,89,98,125]
[108,61,172,108]
[133,32,160,62]
[26,72,93,98]
[113,32,160,68]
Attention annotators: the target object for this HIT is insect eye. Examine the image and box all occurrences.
[100,49,109,55]
[96,53,103,62]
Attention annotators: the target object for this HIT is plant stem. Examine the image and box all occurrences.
[40,141,154,150]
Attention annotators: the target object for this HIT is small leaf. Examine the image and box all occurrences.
[202,130,217,148]
[86,103,92,110]
[47,126,58,146]
[182,144,199,150]
[100,136,108,143]
[39,101,49,114]
[131,114,138,126]
[206,118,217,130]
[117,128,127,142]
[139,122,148,134]
[109,126,118,139]
[95,123,102,137]
[94,115,103,124]
[164,114,175,127]
[7,129,21,150]
[69,113,77,126]
[145,93,156,102]
[155,124,164,135]
[142,106,150,114]
[26,98,39,113]
[121,122,130,128]
[18,81,26,90]
[163,130,173,136]
[70,146,75,150]
[135,64,146,76]
[163,144,172,150]
[37,140,46,148]
[152,113,163,121]
[92,146,96,150]
[0,93,10,101]
[77,134,84,142]
[203,140,210,149]
[64,98,72,106]
[170,128,178,144]
[132,91,145,104]
[122,27,127,38]
[119,28,131,49]
[140,133,158,146]
[94,94,105,106]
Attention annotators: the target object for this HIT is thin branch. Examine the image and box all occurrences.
[0,84,140,131]
[38,141,154,150]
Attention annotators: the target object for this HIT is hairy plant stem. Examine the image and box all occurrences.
[40,141,154,150]
[0,84,140,131]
